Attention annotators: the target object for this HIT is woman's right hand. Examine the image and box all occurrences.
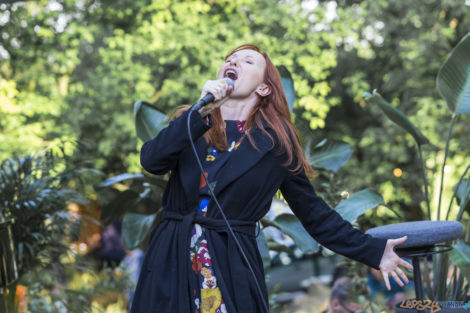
[198,78,233,117]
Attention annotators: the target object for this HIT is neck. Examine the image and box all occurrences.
[220,93,259,121]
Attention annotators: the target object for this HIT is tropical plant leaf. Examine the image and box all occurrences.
[450,241,470,294]
[266,241,295,255]
[100,189,140,225]
[455,179,470,214]
[121,212,157,250]
[277,65,295,112]
[98,173,145,187]
[273,213,319,253]
[134,100,167,142]
[456,179,470,203]
[437,32,470,115]
[334,188,385,222]
[362,90,430,146]
[305,139,353,173]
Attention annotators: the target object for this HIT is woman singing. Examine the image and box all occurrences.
[131,44,413,313]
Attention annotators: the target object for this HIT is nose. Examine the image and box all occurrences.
[229,56,238,66]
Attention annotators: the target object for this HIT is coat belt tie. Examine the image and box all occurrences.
[159,209,257,312]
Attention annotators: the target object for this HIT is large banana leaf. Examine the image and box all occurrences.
[121,212,157,250]
[456,179,470,209]
[363,90,430,146]
[269,188,383,255]
[100,189,140,225]
[277,65,295,112]
[273,213,319,253]
[436,32,470,115]
[334,188,385,222]
[450,241,470,293]
[305,139,353,173]
[134,100,167,142]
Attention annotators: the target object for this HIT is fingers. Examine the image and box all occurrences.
[381,257,413,291]
[383,272,391,291]
[396,267,409,284]
[399,258,414,271]
[200,79,232,102]
[391,271,404,287]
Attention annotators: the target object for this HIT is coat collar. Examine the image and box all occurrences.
[178,119,275,208]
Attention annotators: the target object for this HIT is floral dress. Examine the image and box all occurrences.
[188,119,246,313]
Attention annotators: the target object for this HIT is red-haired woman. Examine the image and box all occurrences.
[131,44,413,313]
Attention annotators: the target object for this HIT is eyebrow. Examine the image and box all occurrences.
[230,53,255,59]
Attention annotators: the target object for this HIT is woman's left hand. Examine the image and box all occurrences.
[379,235,414,290]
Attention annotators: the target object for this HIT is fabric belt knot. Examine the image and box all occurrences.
[162,209,257,237]
[159,209,257,312]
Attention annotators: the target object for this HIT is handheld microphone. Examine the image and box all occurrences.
[191,77,235,112]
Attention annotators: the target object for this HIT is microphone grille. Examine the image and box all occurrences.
[224,77,235,89]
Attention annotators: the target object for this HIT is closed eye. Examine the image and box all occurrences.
[226,59,254,64]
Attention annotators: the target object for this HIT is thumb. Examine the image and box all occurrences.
[390,235,408,246]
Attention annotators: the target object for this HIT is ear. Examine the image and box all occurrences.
[255,82,271,97]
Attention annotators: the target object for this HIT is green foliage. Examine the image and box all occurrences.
[363,91,431,146]
[0,151,85,277]
[22,260,134,313]
[1,0,343,176]
[364,32,470,302]
[0,148,96,312]
[121,212,157,250]
[305,138,354,173]
[437,32,470,115]
[334,189,385,222]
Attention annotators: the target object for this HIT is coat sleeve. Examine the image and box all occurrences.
[279,169,387,270]
[140,108,212,175]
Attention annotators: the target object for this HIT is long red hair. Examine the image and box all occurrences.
[204,44,313,175]
[175,44,313,175]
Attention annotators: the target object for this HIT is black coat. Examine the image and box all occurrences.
[130,109,387,313]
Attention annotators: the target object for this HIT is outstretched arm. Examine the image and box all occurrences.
[280,169,387,270]
[279,169,413,288]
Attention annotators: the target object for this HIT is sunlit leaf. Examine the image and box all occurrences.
[334,189,384,222]
[306,139,353,173]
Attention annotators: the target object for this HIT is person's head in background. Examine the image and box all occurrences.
[328,276,363,313]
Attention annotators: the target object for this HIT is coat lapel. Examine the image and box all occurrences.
[178,120,274,208]
[212,125,274,197]
[178,136,207,207]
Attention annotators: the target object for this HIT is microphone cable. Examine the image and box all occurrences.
[187,108,270,313]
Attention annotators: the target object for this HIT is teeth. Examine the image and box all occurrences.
[225,69,238,80]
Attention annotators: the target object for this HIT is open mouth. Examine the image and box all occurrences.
[224,68,238,80]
